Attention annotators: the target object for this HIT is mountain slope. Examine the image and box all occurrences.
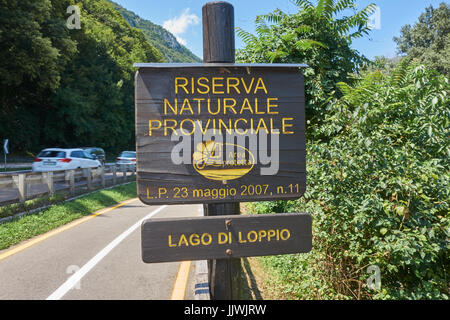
[109,1,201,62]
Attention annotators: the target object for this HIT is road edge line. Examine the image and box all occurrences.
[171,260,192,300]
[46,205,168,300]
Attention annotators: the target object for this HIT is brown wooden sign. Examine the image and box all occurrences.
[141,213,312,263]
[135,64,306,205]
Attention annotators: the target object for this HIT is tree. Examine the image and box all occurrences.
[236,0,376,126]
[0,0,164,154]
[0,0,76,150]
[394,3,450,76]
[43,0,164,153]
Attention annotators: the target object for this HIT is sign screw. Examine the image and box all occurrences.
[225,219,232,230]
[226,249,232,256]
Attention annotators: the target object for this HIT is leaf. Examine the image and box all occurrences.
[265,50,288,63]
[281,33,296,43]
[295,39,328,51]
[236,27,258,45]
[395,206,405,216]
[336,82,353,95]
[431,97,438,106]
[295,25,313,34]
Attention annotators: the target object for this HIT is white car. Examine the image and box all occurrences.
[32,148,102,172]
[116,151,136,167]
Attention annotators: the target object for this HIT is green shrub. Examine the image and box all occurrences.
[250,61,449,299]
[236,0,376,127]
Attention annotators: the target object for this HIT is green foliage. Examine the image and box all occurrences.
[365,56,402,75]
[0,0,63,91]
[42,0,164,152]
[250,61,449,299]
[0,0,74,150]
[0,193,66,219]
[394,3,450,76]
[236,0,376,126]
[0,0,164,154]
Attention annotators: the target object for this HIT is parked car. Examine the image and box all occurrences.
[116,151,136,169]
[32,148,101,172]
[83,147,106,166]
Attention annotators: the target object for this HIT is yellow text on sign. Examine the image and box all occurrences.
[167,228,291,248]
[174,77,268,95]
[147,75,297,136]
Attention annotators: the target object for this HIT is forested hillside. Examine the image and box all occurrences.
[0,0,164,155]
[109,1,201,63]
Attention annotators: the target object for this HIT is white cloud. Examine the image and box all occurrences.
[175,36,187,46]
[163,8,200,46]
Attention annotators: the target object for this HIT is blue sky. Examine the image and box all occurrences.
[112,0,445,60]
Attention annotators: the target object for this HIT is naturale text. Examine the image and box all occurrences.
[148,76,295,136]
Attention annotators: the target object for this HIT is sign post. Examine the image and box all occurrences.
[202,1,241,300]
[135,1,310,300]
[3,139,8,172]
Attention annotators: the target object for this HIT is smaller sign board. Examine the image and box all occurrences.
[3,139,8,154]
[141,213,311,263]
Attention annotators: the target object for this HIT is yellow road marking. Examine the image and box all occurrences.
[170,206,202,300]
[171,261,192,300]
[0,197,139,262]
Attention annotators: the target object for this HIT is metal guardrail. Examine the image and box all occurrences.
[0,164,135,206]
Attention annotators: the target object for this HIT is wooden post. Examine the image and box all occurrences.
[18,173,26,203]
[69,170,75,195]
[112,165,117,186]
[101,166,106,188]
[46,171,54,196]
[202,1,241,300]
[203,1,235,63]
[204,203,241,300]
[86,168,92,191]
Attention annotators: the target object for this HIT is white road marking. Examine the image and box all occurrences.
[46,205,168,300]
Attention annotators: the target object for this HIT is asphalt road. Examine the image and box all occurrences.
[0,200,200,300]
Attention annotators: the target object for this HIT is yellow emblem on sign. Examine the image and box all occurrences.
[193,141,254,181]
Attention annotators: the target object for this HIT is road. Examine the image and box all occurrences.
[0,162,31,170]
[0,199,200,300]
